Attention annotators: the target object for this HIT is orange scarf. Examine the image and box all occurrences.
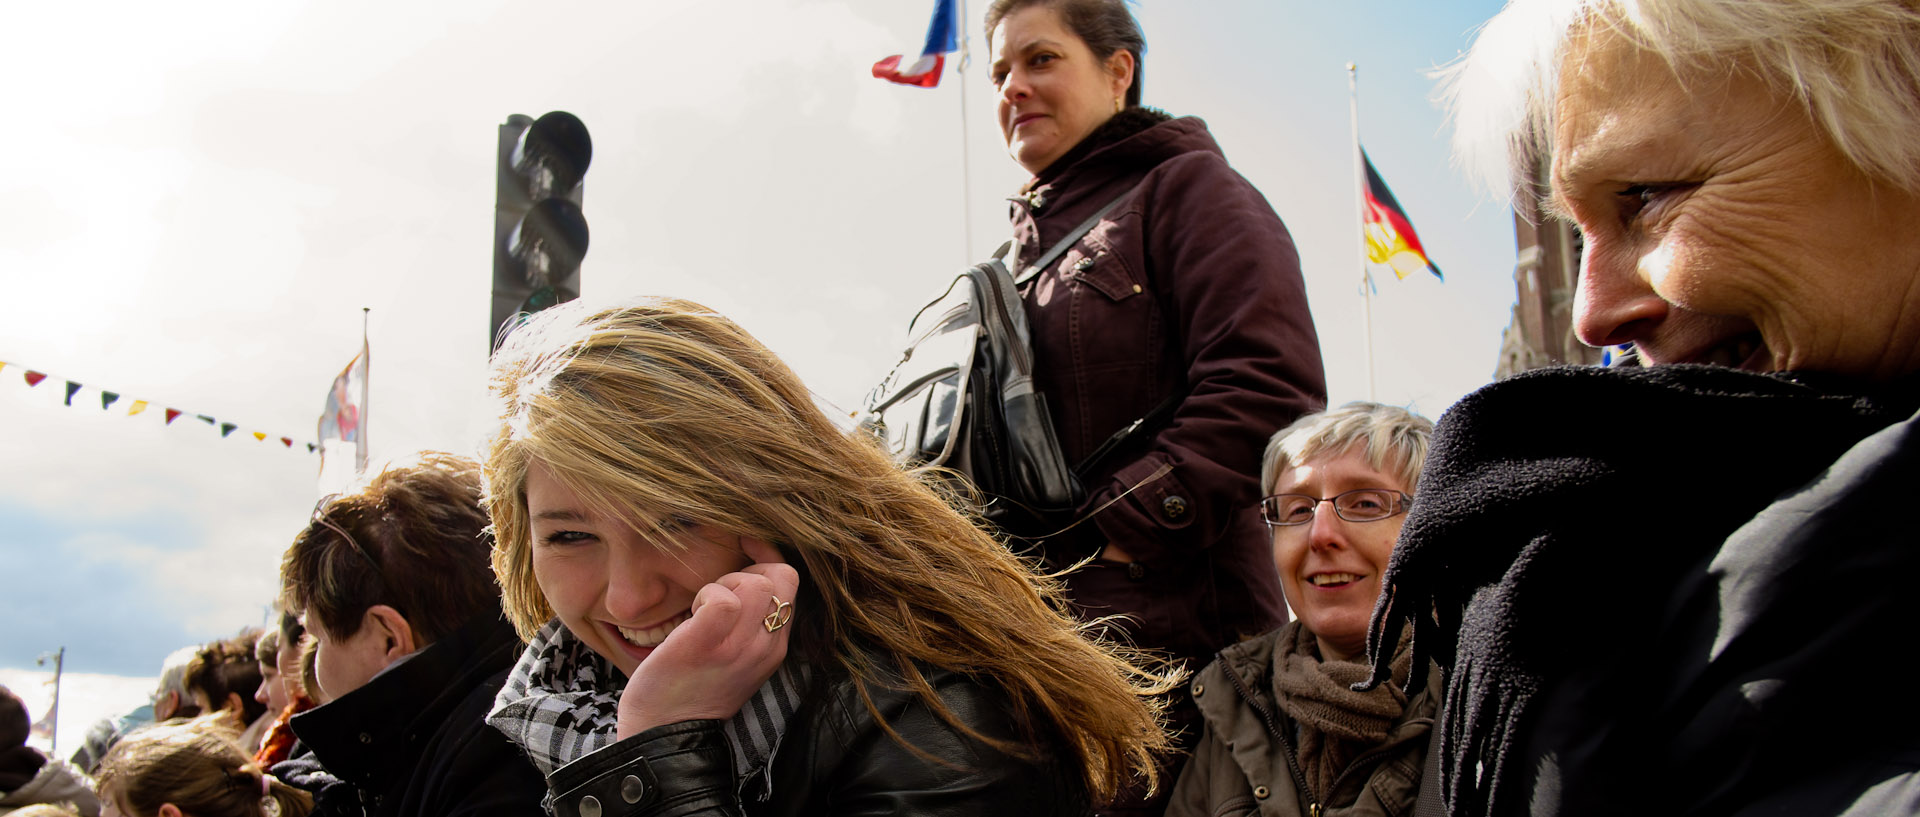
[252,695,316,768]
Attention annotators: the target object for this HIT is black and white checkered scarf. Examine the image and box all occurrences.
[486,618,809,802]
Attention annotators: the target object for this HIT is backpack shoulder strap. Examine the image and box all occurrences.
[1012,180,1145,286]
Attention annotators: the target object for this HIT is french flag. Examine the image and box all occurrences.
[873,0,958,88]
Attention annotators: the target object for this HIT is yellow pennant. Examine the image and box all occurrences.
[252,431,267,442]
[129,400,149,416]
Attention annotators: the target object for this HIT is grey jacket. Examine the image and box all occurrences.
[1168,627,1439,817]
[0,755,102,816]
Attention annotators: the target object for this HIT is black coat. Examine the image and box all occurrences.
[1367,365,1920,816]
[540,663,1086,817]
[286,614,546,817]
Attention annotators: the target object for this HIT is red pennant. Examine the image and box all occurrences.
[281,437,294,447]
[165,409,182,425]
[24,371,46,387]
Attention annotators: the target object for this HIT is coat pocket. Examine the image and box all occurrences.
[1067,247,1142,303]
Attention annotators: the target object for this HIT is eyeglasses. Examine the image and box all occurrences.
[1259,488,1412,528]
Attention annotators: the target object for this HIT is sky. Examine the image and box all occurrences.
[0,0,1517,686]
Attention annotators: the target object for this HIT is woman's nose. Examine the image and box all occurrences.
[1305,501,1346,550]
[999,69,1029,103]
[1572,240,1670,348]
[603,546,666,621]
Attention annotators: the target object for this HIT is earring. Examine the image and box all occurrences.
[1113,96,1123,114]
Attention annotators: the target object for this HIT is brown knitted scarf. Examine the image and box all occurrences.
[1272,621,1413,801]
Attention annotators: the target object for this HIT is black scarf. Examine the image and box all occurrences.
[1360,364,1920,815]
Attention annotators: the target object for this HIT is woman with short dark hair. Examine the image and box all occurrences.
[980,1,1327,809]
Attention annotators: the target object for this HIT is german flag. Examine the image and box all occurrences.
[1362,149,1443,281]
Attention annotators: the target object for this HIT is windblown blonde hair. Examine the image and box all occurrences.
[97,716,312,817]
[483,298,1178,802]
[1440,0,1920,204]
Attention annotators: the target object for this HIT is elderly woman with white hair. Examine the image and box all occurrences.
[1358,0,1920,815]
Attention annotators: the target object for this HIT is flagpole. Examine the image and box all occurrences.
[957,0,975,262]
[1349,63,1375,402]
[358,307,370,474]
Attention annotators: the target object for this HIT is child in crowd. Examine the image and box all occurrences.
[96,716,310,817]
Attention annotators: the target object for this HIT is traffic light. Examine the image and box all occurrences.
[492,111,592,352]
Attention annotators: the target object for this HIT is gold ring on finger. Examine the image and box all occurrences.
[763,595,793,633]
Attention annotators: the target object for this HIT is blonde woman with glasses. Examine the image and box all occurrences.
[1169,402,1436,817]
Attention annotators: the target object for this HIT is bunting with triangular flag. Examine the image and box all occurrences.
[0,357,319,453]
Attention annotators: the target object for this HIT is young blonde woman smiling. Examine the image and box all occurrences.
[483,298,1177,817]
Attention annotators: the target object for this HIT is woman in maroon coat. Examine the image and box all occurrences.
[984,1,1328,812]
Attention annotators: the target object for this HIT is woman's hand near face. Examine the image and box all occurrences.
[615,537,799,739]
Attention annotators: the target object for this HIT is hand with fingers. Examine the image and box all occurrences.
[616,537,800,740]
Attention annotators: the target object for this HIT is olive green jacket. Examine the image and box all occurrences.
[1166,626,1441,817]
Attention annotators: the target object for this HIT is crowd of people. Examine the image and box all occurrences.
[8,0,1920,814]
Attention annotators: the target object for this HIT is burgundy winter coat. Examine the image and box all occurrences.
[1007,109,1327,675]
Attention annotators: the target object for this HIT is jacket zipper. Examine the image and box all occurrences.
[1220,658,1322,817]
[978,263,1032,375]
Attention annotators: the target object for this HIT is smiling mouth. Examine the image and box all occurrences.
[615,613,688,648]
[1308,573,1363,588]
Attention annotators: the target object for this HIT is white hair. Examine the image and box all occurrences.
[154,645,200,699]
[1439,0,1920,204]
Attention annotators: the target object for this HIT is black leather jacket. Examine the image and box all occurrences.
[543,663,1087,817]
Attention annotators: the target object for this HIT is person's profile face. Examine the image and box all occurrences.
[307,614,392,701]
[1550,28,1920,379]
[523,462,751,678]
[255,661,290,714]
[276,640,306,701]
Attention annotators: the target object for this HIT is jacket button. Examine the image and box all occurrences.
[620,774,647,804]
[1031,193,1047,209]
[1254,785,1271,800]
[1073,257,1094,272]
[1127,562,1147,580]
[1161,495,1189,519]
[1192,682,1205,697]
[358,732,373,745]
[579,795,602,817]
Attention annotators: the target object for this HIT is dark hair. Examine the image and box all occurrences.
[183,630,267,725]
[279,452,500,647]
[0,685,29,749]
[985,0,1146,107]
